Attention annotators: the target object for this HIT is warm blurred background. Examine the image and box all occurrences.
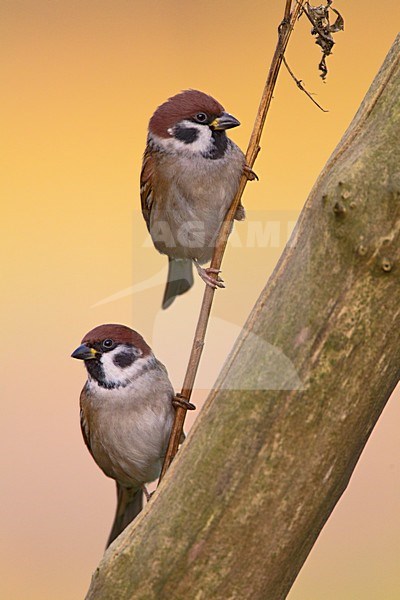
[1,1,399,598]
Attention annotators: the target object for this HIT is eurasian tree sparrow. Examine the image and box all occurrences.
[71,324,175,547]
[141,89,251,309]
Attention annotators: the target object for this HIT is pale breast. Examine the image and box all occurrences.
[81,375,174,488]
[150,142,245,263]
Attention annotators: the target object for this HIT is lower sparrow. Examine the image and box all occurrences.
[71,324,175,546]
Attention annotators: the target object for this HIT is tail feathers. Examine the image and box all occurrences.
[106,483,143,548]
[162,258,194,309]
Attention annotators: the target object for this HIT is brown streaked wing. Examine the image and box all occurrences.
[140,146,154,232]
[80,389,93,457]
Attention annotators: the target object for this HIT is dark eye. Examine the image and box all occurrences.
[195,112,207,123]
[102,339,114,349]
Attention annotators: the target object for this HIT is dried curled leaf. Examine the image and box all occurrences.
[303,1,344,80]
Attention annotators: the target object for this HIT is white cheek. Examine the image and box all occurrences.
[100,347,146,386]
[154,121,214,155]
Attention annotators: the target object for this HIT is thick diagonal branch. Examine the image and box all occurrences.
[87,32,400,600]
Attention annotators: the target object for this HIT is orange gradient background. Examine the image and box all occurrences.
[1,2,399,598]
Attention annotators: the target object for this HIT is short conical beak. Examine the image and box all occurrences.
[210,112,241,131]
[71,344,98,360]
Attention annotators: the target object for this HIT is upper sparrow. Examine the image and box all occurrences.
[71,324,175,547]
[141,89,252,308]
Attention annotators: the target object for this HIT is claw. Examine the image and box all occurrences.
[244,164,259,181]
[172,393,196,411]
[205,267,221,274]
[142,485,151,502]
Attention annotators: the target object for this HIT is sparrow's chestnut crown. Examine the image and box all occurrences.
[149,89,227,138]
[71,324,152,361]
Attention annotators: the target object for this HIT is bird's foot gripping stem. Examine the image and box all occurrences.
[172,393,196,411]
[244,164,259,181]
[194,261,225,289]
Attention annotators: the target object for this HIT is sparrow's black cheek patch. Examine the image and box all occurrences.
[113,352,136,368]
[174,125,199,144]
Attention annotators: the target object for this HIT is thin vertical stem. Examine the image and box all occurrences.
[159,0,305,482]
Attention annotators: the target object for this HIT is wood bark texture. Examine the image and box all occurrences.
[87,36,400,600]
